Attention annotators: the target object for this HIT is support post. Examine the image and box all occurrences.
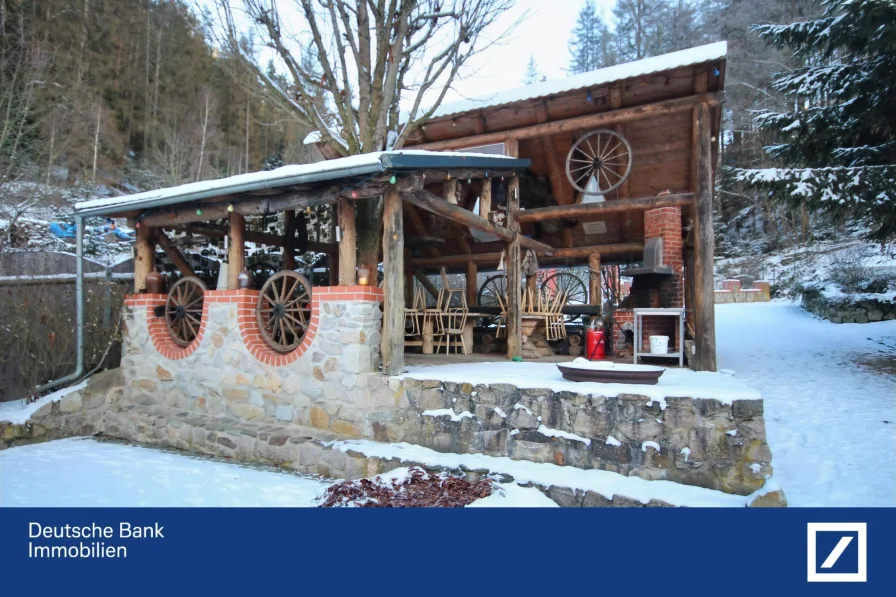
[134,223,156,293]
[466,260,478,307]
[228,212,245,290]
[338,198,356,285]
[444,179,459,205]
[691,102,717,371]
[329,205,339,285]
[506,140,522,359]
[282,209,296,270]
[381,187,405,375]
[589,253,601,307]
[478,178,492,217]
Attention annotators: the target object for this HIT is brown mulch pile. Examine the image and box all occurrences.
[318,466,494,508]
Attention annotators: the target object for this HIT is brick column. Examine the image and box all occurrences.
[643,206,684,309]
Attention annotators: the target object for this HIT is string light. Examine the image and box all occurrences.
[446,173,452,180]
[135,222,141,229]
[227,204,234,213]
[389,174,397,184]
[351,190,358,199]
[467,177,471,184]
[485,171,489,178]
[195,208,202,216]
[586,91,593,102]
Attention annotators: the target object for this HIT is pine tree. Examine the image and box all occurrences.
[734,0,896,242]
[523,55,540,84]
[568,0,617,73]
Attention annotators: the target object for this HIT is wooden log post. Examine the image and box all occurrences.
[478,177,492,217]
[134,223,156,293]
[506,140,522,359]
[381,188,405,375]
[157,230,196,278]
[444,179,460,205]
[282,209,296,270]
[338,198,356,285]
[466,260,478,307]
[329,205,339,285]
[228,212,246,290]
[691,102,717,371]
[589,252,601,307]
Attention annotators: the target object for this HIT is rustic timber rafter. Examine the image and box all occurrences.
[400,188,555,256]
[410,242,643,268]
[411,92,724,152]
[516,193,695,223]
[170,223,337,254]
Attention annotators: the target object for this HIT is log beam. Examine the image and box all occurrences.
[516,193,695,223]
[691,102,717,372]
[505,140,522,360]
[156,230,196,278]
[228,213,245,290]
[173,223,336,254]
[337,198,356,285]
[282,210,296,270]
[410,242,643,268]
[589,253,601,307]
[133,224,156,292]
[411,92,725,152]
[381,187,404,375]
[401,188,554,255]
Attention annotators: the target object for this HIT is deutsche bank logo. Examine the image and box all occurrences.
[807,523,867,582]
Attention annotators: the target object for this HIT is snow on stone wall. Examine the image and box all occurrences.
[801,290,896,324]
[375,378,776,497]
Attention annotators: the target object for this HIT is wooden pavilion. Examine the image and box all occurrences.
[71,42,725,382]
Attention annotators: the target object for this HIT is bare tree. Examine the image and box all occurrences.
[214,0,517,272]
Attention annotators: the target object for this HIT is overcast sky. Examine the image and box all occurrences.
[442,0,616,105]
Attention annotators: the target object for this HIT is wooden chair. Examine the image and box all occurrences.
[441,307,469,354]
[440,267,468,310]
[422,287,446,346]
[494,291,507,339]
[545,290,568,341]
[404,287,425,338]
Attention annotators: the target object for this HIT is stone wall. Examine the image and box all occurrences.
[363,377,774,496]
[714,280,771,304]
[120,286,396,439]
[801,290,896,323]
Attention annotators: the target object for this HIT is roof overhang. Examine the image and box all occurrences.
[74,150,531,218]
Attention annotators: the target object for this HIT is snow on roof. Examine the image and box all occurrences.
[429,41,727,121]
[74,150,524,216]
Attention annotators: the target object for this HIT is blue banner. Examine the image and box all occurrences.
[0,508,892,595]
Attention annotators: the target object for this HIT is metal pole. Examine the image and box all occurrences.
[35,215,85,394]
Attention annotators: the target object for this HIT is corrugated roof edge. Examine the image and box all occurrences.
[74,150,530,218]
[428,41,728,121]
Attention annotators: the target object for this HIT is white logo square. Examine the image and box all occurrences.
[807,522,867,583]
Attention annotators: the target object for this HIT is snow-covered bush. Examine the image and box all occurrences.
[827,245,874,293]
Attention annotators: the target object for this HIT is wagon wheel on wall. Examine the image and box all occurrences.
[165,276,207,347]
[249,261,278,288]
[566,129,633,195]
[541,271,588,323]
[256,270,313,353]
[477,274,508,327]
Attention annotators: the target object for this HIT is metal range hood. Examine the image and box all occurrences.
[623,237,673,276]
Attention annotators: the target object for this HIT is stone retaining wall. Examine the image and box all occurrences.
[801,290,896,323]
[364,377,773,496]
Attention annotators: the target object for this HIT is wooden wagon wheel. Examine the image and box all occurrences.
[566,129,632,195]
[249,260,277,288]
[541,271,588,323]
[165,276,207,347]
[477,274,508,327]
[256,270,312,353]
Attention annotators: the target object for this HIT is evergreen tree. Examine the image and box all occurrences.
[734,0,896,242]
[568,0,617,73]
[523,55,540,84]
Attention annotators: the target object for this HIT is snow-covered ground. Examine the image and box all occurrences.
[0,438,555,507]
[0,438,331,507]
[717,302,896,507]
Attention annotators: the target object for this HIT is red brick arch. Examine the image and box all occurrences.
[123,293,207,360]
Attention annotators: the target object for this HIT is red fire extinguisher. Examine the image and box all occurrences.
[586,320,605,360]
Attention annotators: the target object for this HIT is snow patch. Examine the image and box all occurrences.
[606,436,622,447]
[641,441,661,453]
[749,463,761,474]
[726,429,738,437]
[493,407,507,418]
[681,447,691,462]
[513,403,533,415]
[0,379,89,425]
[536,425,592,446]
[421,409,475,422]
